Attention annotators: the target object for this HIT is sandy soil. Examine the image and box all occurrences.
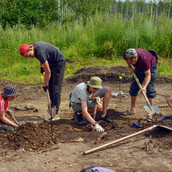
[0,66,172,172]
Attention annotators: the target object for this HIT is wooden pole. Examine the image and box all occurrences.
[83,125,158,155]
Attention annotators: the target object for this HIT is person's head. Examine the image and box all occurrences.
[19,44,35,58]
[125,48,138,65]
[2,85,19,101]
[87,76,102,93]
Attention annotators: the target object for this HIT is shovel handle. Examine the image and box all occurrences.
[7,111,19,125]
[43,72,53,134]
[133,73,153,111]
[93,103,98,119]
[83,125,158,155]
[43,73,51,107]
[11,114,20,125]
[133,73,150,104]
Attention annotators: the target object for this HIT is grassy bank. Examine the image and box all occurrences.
[0,13,172,84]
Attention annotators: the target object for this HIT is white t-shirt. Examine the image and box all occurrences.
[71,82,93,105]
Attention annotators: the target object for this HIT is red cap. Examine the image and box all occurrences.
[19,44,32,56]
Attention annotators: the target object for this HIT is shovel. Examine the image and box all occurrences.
[93,97,100,119]
[7,111,20,125]
[133,72,160,115]
[43,72,53,134]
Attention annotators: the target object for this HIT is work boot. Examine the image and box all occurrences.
[73,112,87,125]
[100,115,115,124]
[52,114,60,121]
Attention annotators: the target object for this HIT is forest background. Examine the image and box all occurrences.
[0,0,172,83]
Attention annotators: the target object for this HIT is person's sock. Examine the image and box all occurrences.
[101,114,106,118]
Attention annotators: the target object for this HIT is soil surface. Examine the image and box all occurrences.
[0,66,172,172]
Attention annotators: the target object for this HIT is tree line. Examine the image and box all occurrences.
[0,0,172,29]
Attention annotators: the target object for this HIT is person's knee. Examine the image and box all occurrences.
[147,94,156,98]
[147,87,156,98]
[129,90,138,97]
[129,83,139,96]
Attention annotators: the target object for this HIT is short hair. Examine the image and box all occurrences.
[126,48,137,60]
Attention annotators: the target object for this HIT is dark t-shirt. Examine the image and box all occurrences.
[33,42,66,71]
[123,48,156,71]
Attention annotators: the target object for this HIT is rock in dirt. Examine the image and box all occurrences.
[71,137,84,142]
[12,103,39,112]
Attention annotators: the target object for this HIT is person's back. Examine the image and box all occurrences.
[33,42,65,71]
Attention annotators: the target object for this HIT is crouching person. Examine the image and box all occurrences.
[0,85,19,132]
[70,76,115,132]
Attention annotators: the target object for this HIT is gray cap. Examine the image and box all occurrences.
[2,85,19,97]
[126,48,137,60]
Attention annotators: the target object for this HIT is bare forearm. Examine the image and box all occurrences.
[81,100,95,124]
[144,75,151,88]
[143,70,151,89]
[43,71,51,86]
[83,112,95,124]
[1,117,16,127]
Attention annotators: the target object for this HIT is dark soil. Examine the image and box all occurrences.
[0,66,172,172]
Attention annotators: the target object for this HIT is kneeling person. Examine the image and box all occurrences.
[70,76,114,132]
[0,85,19,132]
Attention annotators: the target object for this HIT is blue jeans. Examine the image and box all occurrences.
[129,62,157,98]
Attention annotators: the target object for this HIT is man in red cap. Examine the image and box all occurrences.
[19,42,66,121]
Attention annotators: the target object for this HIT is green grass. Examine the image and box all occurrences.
[0,12,172,84]
[0,52,171,84]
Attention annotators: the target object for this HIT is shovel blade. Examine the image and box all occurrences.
[144,105,160,115]
[51,106,57,118]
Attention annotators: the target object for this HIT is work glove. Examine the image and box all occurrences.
[94,123,104,132]
[95,97,100,104]
[43,85,49,92]
[40,67,45,74]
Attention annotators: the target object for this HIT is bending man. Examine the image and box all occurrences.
[19,42,66,121]
[123,48,158,121]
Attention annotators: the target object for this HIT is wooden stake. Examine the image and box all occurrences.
[83,125,158,155]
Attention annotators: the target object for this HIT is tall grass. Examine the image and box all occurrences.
[0,12,172,83]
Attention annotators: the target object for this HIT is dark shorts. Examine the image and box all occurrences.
[129,62,157,98]
[71,86,107,112]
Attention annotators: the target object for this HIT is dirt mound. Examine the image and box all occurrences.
[0,117,117,151]
[65,66,172,83]
[0,113,171,152]
[145,127,172,150]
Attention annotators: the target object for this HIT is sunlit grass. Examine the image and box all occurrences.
[0,12,172,84]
